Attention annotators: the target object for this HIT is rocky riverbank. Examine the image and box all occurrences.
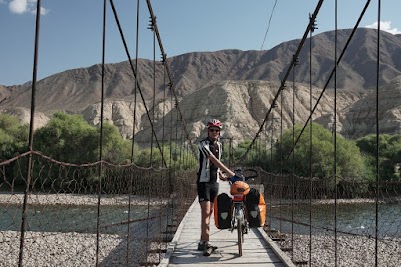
[0,230,166,266]
[0,193,172,266]
[277,234,401,267]
[0,193,169,206]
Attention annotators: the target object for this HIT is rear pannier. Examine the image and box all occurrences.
[244,188,266,227]
[213,193,232,229]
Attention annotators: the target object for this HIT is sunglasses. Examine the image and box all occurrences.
[209,129,220,133]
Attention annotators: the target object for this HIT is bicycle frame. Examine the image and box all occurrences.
[231,195,246,228]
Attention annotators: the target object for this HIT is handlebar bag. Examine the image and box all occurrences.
[230,181,250,196]
[213,193,232,229]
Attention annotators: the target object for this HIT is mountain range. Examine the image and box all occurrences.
[1,28,401,143]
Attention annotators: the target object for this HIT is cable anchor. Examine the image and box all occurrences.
[309,14,318,32]
[293,55,300,66]
[281,80,287,90]
[147,16,155,31]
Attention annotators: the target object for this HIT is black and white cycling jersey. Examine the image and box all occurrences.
[197,137,222,183]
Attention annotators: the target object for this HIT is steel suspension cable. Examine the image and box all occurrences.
[127,0,141,264]
[145,0,196,156]
[95,0,107,265]
[162,61,167,161]
[283,0,372,164]
[375,1,381,266]
[130,0,140,165]
[269,112,275,228]
[280,85,284,233]
[180,126,183,169]
[291,55,299,260]
[175,106,179,167]
[149,17,156,166]
[19,1,42,266]
[108,0,167,167]
[308,15,317,266]
[169,87,173,169]
[235,0,324,165]
[168,73,174,220]
[334,0,338,265]
[261,0,278,50]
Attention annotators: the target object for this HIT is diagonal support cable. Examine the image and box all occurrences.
[283,0,372,164]
[145,0,197,156]
[235,0,325,165]
[109,0,167,167]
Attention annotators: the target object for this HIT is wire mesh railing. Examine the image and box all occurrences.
[0,151,196,266]
[260,168,401,267]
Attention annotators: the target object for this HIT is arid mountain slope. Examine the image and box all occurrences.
[340,76,401,138]
[1,28,401,113]
[2,28,401,141]
[7,77,401,142]
[110,80,368,142]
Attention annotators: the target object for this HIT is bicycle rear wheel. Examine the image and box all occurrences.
[237,213,243,256]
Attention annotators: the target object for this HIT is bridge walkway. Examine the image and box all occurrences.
[158,182,296,267]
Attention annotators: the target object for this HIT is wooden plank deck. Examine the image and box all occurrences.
[158,182,296,267]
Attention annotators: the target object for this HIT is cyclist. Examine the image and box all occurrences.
[197,118,235,256]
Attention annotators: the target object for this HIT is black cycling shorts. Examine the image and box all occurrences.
[197,182,219,203]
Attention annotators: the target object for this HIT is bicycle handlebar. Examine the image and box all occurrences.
[231,168,258,182]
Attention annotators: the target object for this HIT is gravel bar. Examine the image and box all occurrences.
[278,234,401,267]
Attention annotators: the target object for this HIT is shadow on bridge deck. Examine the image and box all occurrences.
[158,182,296,267]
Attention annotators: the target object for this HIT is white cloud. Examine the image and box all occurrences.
[32,6,49,15]
[365,21,401,35]
[8,0,49,15]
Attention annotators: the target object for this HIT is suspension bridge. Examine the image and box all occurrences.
[1,0,400,266]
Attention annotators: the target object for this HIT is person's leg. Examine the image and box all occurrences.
[200,200,212,242]
[199,182,218,242]
[200,200,219,256]
[197,182,219,254]
[197,182,210,250]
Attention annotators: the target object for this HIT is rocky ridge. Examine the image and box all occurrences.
[2,28,401,142]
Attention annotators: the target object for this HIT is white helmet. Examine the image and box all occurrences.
[207,118,222,129]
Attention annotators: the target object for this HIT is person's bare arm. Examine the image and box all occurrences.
[207,153,235,178]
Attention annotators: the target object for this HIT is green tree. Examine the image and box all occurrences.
[134,147,164,168]
[274,123,365,180]
[134,143,196,170]
[0,114,28,160]
[34,112,98,163]
[356,133,401,180]
[232,139,252,164]
[101,122,131,164]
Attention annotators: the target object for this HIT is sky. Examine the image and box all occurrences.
[1,0,400,86]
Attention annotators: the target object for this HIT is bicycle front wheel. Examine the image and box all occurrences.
[237,212,243,256]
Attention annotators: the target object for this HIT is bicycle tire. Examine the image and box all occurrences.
[237,211,243,256]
